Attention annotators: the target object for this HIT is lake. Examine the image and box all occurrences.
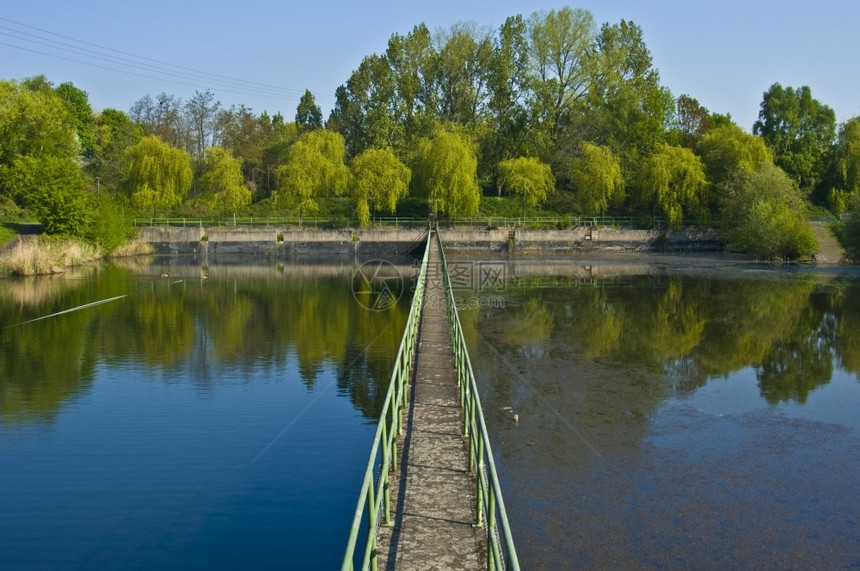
[0,256,413,570]
[454,256,860,569]
[2,253,859,569]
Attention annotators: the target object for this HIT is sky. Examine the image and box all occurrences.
[2,0,859,133]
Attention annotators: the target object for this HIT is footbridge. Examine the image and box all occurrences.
[342,229,519,571]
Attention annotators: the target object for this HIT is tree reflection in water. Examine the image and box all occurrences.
[462,269,860,569]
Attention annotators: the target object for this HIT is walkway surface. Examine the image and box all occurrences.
[376,234,486,571]
[810,221,845,264]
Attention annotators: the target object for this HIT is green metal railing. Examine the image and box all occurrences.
[133,215,669,230]
[436,234,520,571]
[341,230,431,571]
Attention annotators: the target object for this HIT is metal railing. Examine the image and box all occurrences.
[133,215,668,230]
[437,233,520,571]
[341,229,431,571]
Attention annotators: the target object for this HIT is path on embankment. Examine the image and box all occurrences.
[810,221,844,264]
[375,235,486,571]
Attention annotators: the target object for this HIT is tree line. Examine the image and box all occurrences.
[1,6,859,259]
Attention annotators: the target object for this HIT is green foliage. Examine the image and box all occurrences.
[273,130,349,218]
[54,82,95,158]
[296,89,323,132]
[527,7,596,142]
[587,20,675,160]
[637,143,707,228]
[568,142,624,215]
[349,147,411,226]
[697,123,772,185]
[122,135,193,213]
[497,156,554,216]
[835,117,860,196]
[196,147,251,214]
[719,163,818,259]
[0,78,80,168]
[0,155,92,236]
[753,83,836,191]
[89,108,143,191]
[86,193,134,253]
[411,128,480,217]
[836,213,860,262]
[673,94,714,149]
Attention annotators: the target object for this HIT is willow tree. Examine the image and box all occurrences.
[196,146,251,215]
[637,143,707,228]
[122,135,193,213]
[350,147,411,226]
[497,156,554,217]
[411,129,480,218]
[274,130,349,219]
[568,142,624,216]
[697,123,772,186]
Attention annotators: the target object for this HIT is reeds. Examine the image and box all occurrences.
[0,237,102,276]
[109,240,155,258]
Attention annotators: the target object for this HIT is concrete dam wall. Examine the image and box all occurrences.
[138,225,721,257]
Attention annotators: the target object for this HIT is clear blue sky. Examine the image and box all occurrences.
[3,0,858,132]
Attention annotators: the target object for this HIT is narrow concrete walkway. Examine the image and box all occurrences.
[376,235,486,571]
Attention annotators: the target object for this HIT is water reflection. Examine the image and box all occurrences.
[0,257,414,425]
[0,255,417,569]
[461,263,860,568]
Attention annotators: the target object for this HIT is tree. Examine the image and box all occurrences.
[433,22,495,126]
[527,7,597,142]
[485,15,534,168]
[697,122,772,185]
[586,20,674,163]
[497,156,554,217]
[0,155,91,236]
[568,142,624,216]
[637,143,707,228]
[0,78,84,225]
[835,117,860,196]
[196,147,251,214]
[184,89,221,162]
[328,54,399,158]
[129,92,185,148]
[411,128,480,218]
[673,94,714,149]
[0,78,79,167]
[55,82,96,159]
[274,130,349,219]
[296,89,323,132]
[350,147,411,226]
[753,83,836,191]
[385,23,436,133]
[122,135,193,213]
[89,108,143,192]
[719,163,818,259]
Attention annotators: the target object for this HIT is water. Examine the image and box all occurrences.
[5,254,860,569]
[0,257,413,570]
[457,258,860,569]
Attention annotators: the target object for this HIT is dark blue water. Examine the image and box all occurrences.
[0,260,411,570]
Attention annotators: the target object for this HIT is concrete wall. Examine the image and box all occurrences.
[138,226,428,257]
[138,225,721,256]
